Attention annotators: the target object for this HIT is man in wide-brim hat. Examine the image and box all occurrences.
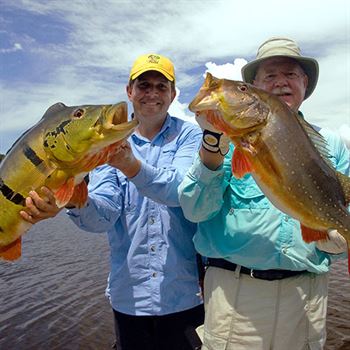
[242,37,319,101]
[179,37,349,350]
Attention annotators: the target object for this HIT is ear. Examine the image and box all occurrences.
[170,88,176,103]
[303,74,309,90]
[126,84,133,101]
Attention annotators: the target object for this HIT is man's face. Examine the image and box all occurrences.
[253,57,308,112]
[127,71,176,120]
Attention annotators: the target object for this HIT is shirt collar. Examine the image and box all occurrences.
[131,113,172,144]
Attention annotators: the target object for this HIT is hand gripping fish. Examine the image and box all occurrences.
[0,102,138,261]
[190,73,350,269]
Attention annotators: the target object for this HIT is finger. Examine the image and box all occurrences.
[25,196,42,217]
[19,210,35,224]
[29,190,56,212]
[41,187,57,205]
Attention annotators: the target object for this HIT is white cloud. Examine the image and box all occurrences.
[168,88,196,124]
[0,42,22,53]
[204,59,247,80]
[0,0,349,153]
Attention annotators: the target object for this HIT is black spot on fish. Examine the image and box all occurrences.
[23,144,44,167]
[0,177,25,206]
[45,120,71,138]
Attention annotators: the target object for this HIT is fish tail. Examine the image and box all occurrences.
[0,237,22,261]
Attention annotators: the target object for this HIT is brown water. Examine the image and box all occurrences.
[0,212,349,349]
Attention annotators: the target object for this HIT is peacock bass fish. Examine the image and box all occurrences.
[0,102,138,261]
[189,73,350,268]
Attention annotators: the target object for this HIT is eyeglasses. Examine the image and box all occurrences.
[262,71,305,82]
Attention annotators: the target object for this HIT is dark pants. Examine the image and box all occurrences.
[112,304,204,350]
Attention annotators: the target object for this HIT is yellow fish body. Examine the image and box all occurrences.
[0,102,138,260]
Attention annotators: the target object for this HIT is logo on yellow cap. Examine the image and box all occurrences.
[147,54,160,64]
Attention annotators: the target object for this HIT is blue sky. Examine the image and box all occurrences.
[0,0,349,154]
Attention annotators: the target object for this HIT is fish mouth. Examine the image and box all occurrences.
[99,102,139,133]
[103,102,128,128]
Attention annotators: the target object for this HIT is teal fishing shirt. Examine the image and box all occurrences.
[178,127,349,274]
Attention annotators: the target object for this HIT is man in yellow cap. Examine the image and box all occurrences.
[179,38,349,349]
[21,53,204,349]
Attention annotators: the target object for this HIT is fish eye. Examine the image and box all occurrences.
[238,85,248,92]
[73,108,84,118]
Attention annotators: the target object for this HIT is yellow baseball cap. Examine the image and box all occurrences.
[129,53,175,82]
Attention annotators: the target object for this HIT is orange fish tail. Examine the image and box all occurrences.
[0,237,22,261]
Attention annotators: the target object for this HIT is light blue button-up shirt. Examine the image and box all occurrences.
[67,114,203,315]
[179,126,349,274]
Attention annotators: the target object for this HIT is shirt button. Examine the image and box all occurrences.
[229,208,234,215]
[284,217,289,222]
[149,217,155,224]
[150,245,156,252]
[282,247,288,254]
[152,272,157,278]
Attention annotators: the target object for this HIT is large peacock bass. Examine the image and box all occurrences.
[0,102,138,261]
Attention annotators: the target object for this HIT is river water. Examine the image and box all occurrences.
[0,212,349,349]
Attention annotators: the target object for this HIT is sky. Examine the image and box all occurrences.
[0,0,349,154]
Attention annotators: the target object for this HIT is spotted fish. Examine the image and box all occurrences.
[0,102,138,261]
[189,73,350,266]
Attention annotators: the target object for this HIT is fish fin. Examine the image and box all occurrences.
[54,177,75,208]
[336,171,350,206]
[232,147,253,178]
[300,224,328,243]
[67,180,88,208]
[298,118,334,169]
[40,103,67,120]
[0,237,22,261]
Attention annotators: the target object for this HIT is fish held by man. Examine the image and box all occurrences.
[189,73,350,260]
[0,102,138,261]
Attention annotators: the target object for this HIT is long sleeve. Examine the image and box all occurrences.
[131,120,202,207]
[67,165,123,232]
[178,149,232,222]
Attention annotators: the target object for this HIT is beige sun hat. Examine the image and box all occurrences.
[241,37,319,99]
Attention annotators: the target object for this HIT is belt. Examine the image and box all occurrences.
[206,258,306,281]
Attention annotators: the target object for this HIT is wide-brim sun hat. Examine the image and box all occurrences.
[129,53,175,82]
[241,37,319,99]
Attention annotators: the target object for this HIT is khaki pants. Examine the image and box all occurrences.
[199,266,328,350]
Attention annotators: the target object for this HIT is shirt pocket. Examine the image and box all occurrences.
[158,143,177,167]
[228,174,270,209]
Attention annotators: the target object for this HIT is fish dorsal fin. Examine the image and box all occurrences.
[336,171,350,205]
[41,102,67,120]
[298,118,334,168]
